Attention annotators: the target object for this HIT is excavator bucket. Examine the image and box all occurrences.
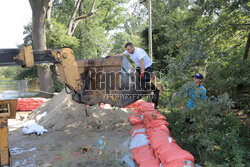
[75,56,155,107]
[0,46,159,108]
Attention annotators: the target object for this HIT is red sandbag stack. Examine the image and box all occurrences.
[125,100,145,108]
[128,102,160,167]
[16,97,48,111]
[127,100,195,167]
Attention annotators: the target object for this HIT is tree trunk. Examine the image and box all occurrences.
[46,0,54,31]
[67,0,99,36]
[243,32,250,60]
[29,0,54,97]
[68,0,82,35]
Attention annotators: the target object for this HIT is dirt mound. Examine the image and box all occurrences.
[9,90,134,167]
[28,90,132,131]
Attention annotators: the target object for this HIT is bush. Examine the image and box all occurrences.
[0,67,26,80]
[15,66,38,81]
[46,19,80,51]
[205,58,250,111]
[160,86,249,166]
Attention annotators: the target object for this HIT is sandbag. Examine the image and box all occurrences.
[163,159,194,167]
[16,97,47,111]
[148,130,170,140]
[139,158,160,167]
[133,110,141,116]
[129,134,149,150]
[144,119,169,129]
[138,102,155,113]
[128,101,195,167]
[133,146,156,165]
[143,111,166,121]
[125,100,145,108]
[131,145,151,155]
[149,136,171,149]
[130,125,145,136]
[156,142,194,165]
[146,125,170,137]
[129,115,143,125]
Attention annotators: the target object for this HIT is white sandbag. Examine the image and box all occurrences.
[129,134,149,150]
[131,128,146,137]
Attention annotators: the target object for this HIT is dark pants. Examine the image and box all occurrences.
[136,65,159,109]
[136,65,154,82]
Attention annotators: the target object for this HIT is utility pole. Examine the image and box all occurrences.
[148,0,153,61]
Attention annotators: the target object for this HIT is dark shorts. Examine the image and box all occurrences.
[136,65,154,82]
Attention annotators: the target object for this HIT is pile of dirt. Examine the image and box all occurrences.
[28,90,132,131]
[9,90,135,167]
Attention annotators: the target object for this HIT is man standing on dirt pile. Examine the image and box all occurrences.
[108,42,162,104]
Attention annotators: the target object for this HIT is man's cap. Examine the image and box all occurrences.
[192,73,203,79]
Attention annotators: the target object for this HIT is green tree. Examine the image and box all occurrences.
[140,0,249,109]
[51,0,127,59]
[110,1,147,54]
[139,0,250,165]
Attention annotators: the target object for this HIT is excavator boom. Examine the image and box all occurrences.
[0,46,159,107]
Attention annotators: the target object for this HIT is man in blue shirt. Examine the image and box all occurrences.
[188,73,206,108]
[173,73,206,126]
[172,73,206,108]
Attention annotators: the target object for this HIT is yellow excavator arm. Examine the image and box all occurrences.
[0,46,160,107]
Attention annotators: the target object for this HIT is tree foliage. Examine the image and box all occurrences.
[46,19,80,50]
[165,90,249,166]
[138,0,250,165]
[140,0,249,110]
[51,0,128,59]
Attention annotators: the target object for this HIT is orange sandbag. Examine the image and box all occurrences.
[146,125,170,137]
[164,159,195,167]
[125,100,145,108]
[138,102,154,112]
[149,135,171,149]
[131,145,151,155]
[145,119,169,129]
[139,158,160,167]
[148,130,170,140]
[129,115,143,125]
[132,145,156,165]
[130,124,145,135]
[16,98,47,111]
[156,142,194,165]
[151,138,176,151]
[143,111,166,121]
[133,108,141,116]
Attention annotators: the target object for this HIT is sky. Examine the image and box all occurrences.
[0,0,32,48]
[0,0,138,49]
